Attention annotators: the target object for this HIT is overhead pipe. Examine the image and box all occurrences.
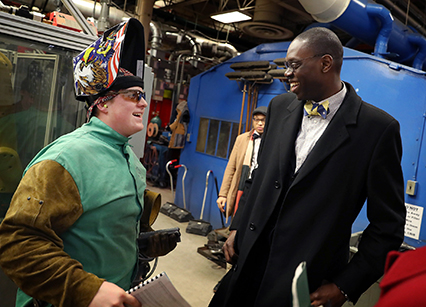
[166,31,201,62]
[7,0,130,25]
[149,20,163,51]
[376,0,426,37]
[188,32,238,59]
[365,4,393,58]
[60,0,97,36]
[0,0,44,20]
[97,0,110,32]
[7,0,238,62]
[298,0,426,70]
[146,19,163,66]
[72,0,128,26]
[169,50,192,62]
[408,34,426,70]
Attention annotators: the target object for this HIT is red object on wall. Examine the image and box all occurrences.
[148,98,172,128]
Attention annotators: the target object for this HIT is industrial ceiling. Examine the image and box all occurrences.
[114,0,426,53]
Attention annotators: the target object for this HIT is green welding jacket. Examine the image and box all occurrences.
[0,117,145,307]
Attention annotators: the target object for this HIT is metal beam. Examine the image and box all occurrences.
[60,0,97,37]
[0,11,96,51]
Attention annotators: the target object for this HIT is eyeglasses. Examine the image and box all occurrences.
[117,89,146,102]
[283,54,325,73]
[253,117,265,123]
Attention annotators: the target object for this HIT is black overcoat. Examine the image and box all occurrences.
[211,82,406,306]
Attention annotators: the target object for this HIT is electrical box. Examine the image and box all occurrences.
[406,180,418,196]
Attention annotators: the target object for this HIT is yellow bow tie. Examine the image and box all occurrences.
[304,100,330,119]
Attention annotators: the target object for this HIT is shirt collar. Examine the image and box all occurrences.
[305,82,346,120]
[85,117,131,147]
[317,82,346,117]
[252,130,261,140]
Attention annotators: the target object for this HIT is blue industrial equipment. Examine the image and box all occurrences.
[299,0,426,70]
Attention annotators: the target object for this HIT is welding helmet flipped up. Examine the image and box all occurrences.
[72,18,145,105]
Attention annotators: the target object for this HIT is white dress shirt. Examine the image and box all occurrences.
[250,131,261,178]
[295,83,347,173]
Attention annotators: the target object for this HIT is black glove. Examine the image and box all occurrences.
[138,227,181,257]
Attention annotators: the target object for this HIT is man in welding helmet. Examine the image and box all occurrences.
[0,18,178,307]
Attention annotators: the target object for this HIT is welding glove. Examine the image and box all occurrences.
[138,228,181,257]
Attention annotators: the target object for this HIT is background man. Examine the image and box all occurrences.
[210,27,406,307]
[217,106,267,220]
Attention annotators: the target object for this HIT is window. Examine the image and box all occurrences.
[0,24,90,217]
[196,117,241,159]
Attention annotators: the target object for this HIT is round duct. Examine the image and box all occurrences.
[239,21,293,40]
[239,0,293,40]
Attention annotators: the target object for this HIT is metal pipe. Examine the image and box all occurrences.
[408,33,426,70]
[169,49,192,62]
[149,20,162,50]
[176,54,187,108]
[97,0,110,32]
[166,31,201,68]
[72,0,129,26]
[91,0,95,20]
[377,0,426,37]
[6,0,130,25]
[298,0,425,68]
[166,160,177,201]
[170,52,189,124]
[200,170,212,220]
[146,20,162,66]
[189,32,238,58]
[298,0,350,23]
[173,52,189,87]
[174,164,187,209]
[366,4,394,58]
[5,0,238,62]
[60,0,97,36]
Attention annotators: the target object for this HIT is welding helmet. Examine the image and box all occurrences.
[72,18,145,105]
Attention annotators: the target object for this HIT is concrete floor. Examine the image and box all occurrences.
[146,184,227,307]
[147,185,381,307]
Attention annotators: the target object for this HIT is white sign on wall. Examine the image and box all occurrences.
[404,203,423,240]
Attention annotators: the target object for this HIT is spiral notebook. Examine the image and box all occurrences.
[127,271,191,307]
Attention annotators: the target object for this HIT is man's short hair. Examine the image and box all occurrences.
[295,27,343,70]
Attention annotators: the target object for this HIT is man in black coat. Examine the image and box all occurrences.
[209,27,406,307]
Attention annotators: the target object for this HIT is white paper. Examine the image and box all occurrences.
[128,272,191,307]
[404,203,423,240]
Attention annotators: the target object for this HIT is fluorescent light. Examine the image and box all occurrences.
[211,11,252,24]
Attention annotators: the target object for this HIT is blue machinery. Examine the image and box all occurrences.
[172,0,426,248]
[300,0,426,70]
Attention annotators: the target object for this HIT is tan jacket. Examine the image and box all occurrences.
[218,131,251,217]
[169,101,189,149]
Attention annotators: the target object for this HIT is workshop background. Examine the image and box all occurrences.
[1,0,426,306]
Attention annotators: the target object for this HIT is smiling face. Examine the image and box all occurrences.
[284,39,326,102]
[98,86,148,137]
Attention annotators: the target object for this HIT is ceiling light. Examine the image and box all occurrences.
[210,10,252,24]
